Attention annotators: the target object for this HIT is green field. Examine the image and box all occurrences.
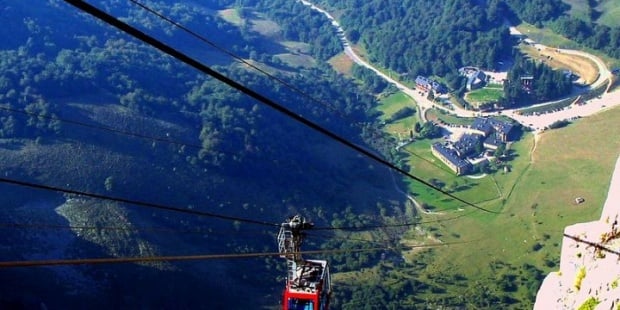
[598,0,620,27]
[402,139,507,211]
[466,85,504,104]
[425,108,475,126]
[562,0,593,21]
[517,23,579,49]
[274,53,316,68]
[281,41,312,54]
[378,92,416,119]
[217,8,321,71]
[377,92,419,135]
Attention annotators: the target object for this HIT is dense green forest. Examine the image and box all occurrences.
[503,0,568,25]
[0,0,388,177]
[319,0,514,82]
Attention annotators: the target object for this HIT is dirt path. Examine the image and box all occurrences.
[388,171,442,215]
[530,132,541,163]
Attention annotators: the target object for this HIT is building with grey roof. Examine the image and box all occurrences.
[431,143,472,175]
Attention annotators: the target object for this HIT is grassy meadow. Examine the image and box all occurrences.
[328,53,354,76]
[465,85,504,104]
[597,0,620,27]
[425,108,475,126]
[377,92,418,135]
[218,8,319,70]
[217,8,243,26]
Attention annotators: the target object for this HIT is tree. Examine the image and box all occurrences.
[504,53,572,103]
[494,143,506,157]
[498,273,518,292]
[427,90,435,101]
[347,29,360,43]
[420,122,441,139]
[320,0,513,79]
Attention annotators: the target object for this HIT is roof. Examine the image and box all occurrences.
[472,117,514,137]
[287,260,329,293]
[488,118,514,136]
[416,76,447,93]
[415,76,431,86]
[432,143,470,169]
[469,70,486,85]
[453,134,481,157]
[471,118,494,134]
[484,133,503,148]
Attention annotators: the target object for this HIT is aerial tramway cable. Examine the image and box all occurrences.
[0,176,279,227]
[126,0,365,126]
[0,105,200,150]
[3,233,615,268]
[562,233,620,256]
[0,241,465,268]
[0,221,270,237]
[126,0,456,176]
[62,0,499,215]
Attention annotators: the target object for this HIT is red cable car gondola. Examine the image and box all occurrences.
[278,215,331,310]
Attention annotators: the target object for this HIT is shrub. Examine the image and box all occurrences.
[574,267,586,291]
[577,297,599,310]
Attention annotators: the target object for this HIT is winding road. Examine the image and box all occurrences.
[299,0,620,131]
[299,0,451,122]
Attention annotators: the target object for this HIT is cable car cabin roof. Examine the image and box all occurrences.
[287,260,330,294]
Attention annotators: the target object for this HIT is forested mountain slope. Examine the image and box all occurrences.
[317,0,514,88]
[0,0,406,308]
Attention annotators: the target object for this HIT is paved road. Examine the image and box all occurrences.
[298,0,454,122]
[299,0,619,131]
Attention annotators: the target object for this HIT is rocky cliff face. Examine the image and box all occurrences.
[535,157,620,309]
[55,198,170,270]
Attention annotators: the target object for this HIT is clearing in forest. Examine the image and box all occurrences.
[520,44,599,85]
